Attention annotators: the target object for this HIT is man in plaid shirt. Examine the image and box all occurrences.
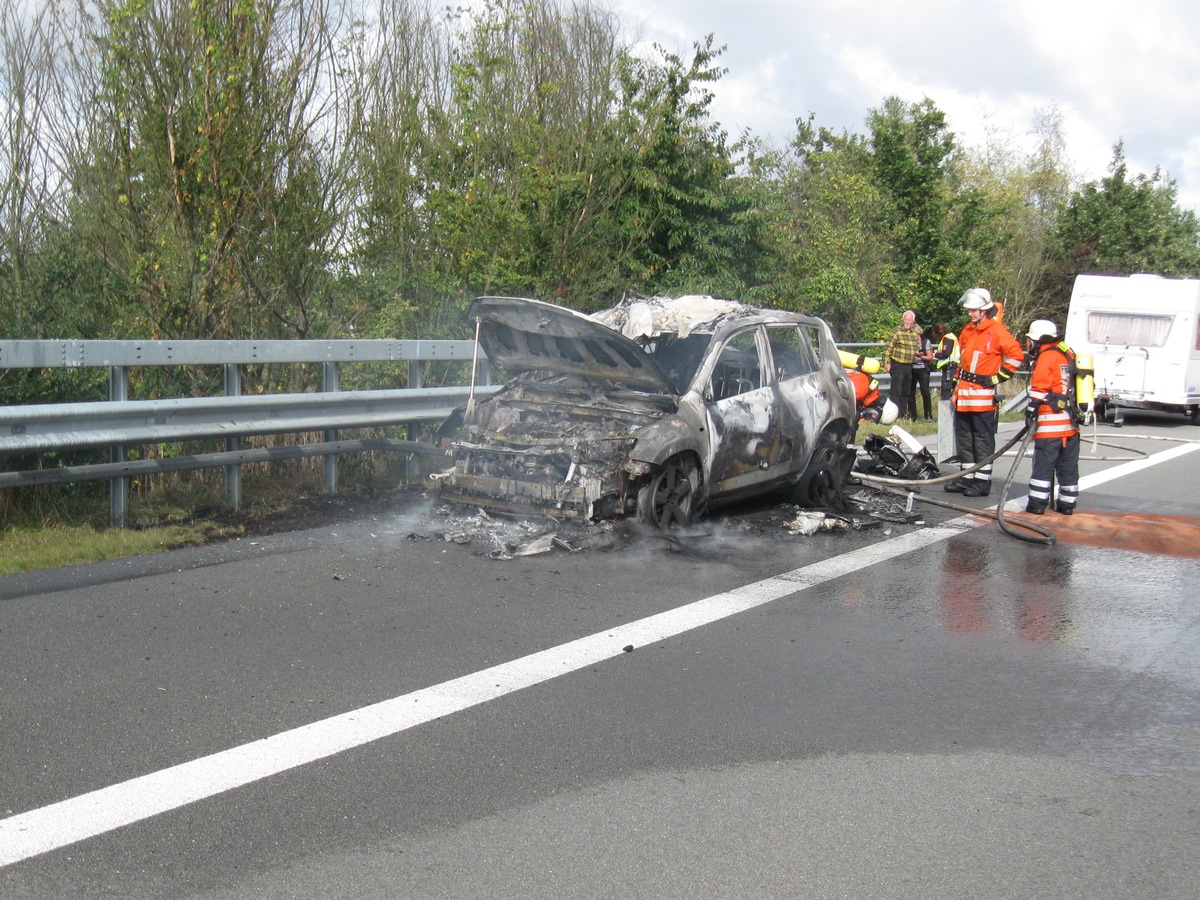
[884,309,920,420]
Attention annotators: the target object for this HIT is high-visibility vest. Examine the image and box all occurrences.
[934,333,959,369]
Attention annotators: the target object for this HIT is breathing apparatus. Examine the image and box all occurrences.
[838,349,882,375]
[1075,354,1095,420]
[1024,321,1094,427]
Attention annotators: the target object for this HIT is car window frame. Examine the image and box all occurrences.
[704,326,771,401]
[766,323,822,381]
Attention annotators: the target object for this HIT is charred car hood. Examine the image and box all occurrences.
[470,296,676,394]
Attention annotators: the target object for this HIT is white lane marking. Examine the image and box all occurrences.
[0,521,969,866]
[3,441,1197,866]
[1078,438,1200,489]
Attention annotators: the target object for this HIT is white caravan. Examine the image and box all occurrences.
[1064,273,1200,425]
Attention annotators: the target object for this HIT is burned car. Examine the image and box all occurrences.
[433,294,856,528]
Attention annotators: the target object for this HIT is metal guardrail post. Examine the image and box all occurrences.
[406,359,423,483]
[109,366,129,528]
[322,362,339,492]
[937,390,955,462]
[224,364,242,509]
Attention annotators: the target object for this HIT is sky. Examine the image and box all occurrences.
[613,0,1200,214]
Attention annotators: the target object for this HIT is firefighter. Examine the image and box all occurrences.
[1023,320,1081,515]
[945,288,1024,497]
[930,323,959,399]
[845,365,898,443]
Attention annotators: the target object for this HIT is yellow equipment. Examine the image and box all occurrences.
[1075,352,1095,413]
[838,349,882,374]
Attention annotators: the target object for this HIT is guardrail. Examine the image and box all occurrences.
[1,338,943,527]
[0,339,494,526]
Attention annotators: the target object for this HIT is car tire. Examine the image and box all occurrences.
[636,455,701,530]
[793,438,851,508]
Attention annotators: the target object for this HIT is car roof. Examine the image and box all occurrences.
[591,294,816,340]
[469,295,826,394]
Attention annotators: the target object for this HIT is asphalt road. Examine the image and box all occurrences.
[2,415,1199,898]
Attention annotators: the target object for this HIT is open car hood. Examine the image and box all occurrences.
[470,296,676,394]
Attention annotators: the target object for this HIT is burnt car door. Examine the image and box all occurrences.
[702,326,786,499]
[766,323,835,476]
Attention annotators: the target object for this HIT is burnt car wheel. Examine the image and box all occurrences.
[794,439,852,509]
[637,456,700,530]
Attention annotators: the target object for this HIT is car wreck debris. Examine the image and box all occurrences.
[853,430,941,481]
[433,294,857,529]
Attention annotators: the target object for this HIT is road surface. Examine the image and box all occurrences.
[2,416,1199,898]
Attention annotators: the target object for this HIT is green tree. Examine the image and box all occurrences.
[945,105,1076,330]
[866,96,957,311]
[352,0,638,335]
[756,117,895,340]
[0,0,60,337]
[1043,142,1200,314]
[607,35,760,301]
[58,0,353,342]
[352,4,756,336]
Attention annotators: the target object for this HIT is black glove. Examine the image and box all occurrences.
[1025,398,1040,426]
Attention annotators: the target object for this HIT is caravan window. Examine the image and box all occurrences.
[1086,312,1174,347]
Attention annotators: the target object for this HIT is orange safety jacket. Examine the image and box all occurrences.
[847,368,880,410]
[952,316,1024,413]
[1028,342,1079,441]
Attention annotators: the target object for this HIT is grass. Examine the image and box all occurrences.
[0,468,341,576]
[858,415,940,441]
[0,454,416,575]
[0,521,226,576]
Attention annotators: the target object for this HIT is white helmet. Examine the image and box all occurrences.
[960,288,993,311]
[879,399,899,426]
[1026,319,1058,341]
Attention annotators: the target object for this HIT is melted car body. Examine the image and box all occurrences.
[434,295,856,527]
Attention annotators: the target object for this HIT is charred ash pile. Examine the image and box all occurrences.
[411,427,940,559]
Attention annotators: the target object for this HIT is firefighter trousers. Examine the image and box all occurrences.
[953,409,997,487]
[1028,433,1080,512]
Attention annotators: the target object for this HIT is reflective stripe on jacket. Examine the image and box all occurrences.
[952,317,1023,413]
[1028,343,1078,441]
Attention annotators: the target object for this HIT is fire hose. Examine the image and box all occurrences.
[854,423,1056,545]
[854,420,1200,546]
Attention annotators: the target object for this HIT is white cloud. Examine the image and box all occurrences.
[613,0,1200,214]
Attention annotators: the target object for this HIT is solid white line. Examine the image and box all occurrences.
[1078,438,1200,489]
[0,521,969,866]
[2,441,1196,866]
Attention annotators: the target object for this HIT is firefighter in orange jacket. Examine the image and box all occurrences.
[1023,320,1080,515]
[845,367,897,443]
[945,288,1024,497]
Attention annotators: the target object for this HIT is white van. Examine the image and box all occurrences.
[1064,274,1200,425]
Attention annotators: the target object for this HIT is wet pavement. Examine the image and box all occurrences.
[2,417,1199,897]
